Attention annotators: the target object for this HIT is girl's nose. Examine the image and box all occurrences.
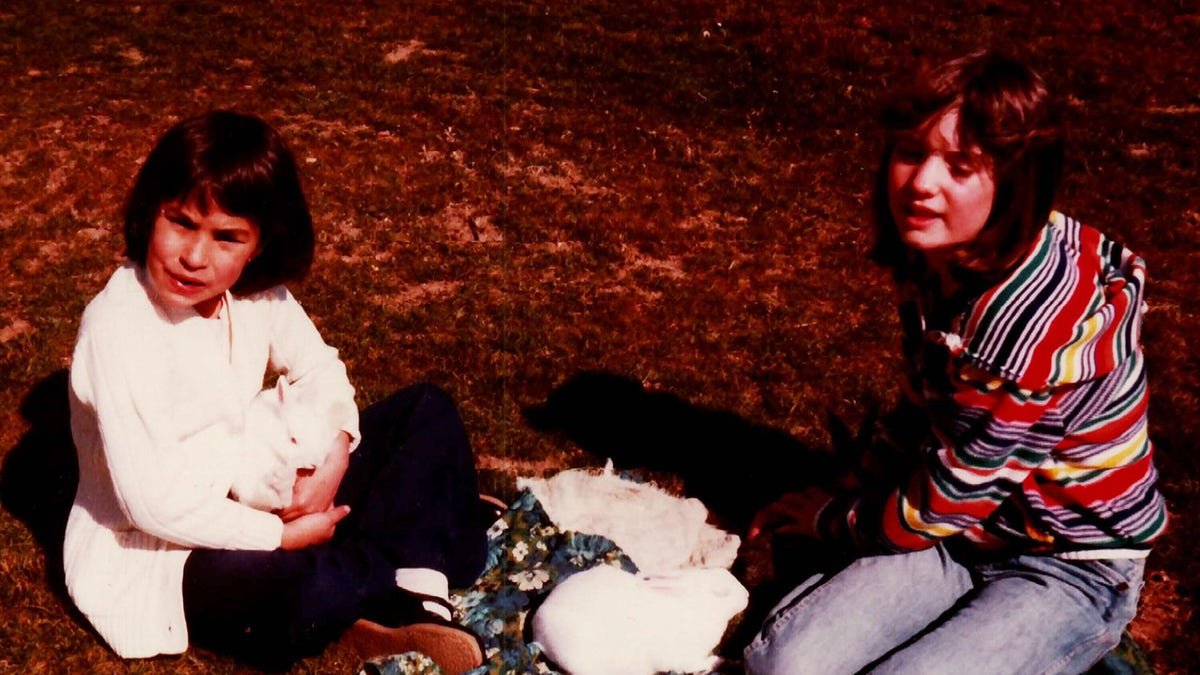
[909,158,943,196]
[180,235,209,269]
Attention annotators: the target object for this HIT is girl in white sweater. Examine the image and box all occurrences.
[65,111,488,672]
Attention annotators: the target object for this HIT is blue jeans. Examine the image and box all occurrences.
[743,544,1145,675]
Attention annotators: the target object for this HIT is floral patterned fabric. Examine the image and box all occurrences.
[360,489,635,675]
[360,652,444,675]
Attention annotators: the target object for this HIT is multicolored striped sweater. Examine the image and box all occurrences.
[820,212,1168,556]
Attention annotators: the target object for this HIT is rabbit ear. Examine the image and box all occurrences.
[275,377,290,403]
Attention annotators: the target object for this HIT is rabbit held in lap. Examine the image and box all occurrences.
[230,378,342,511]
[532,564,749,675]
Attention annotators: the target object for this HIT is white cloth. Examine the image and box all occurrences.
[517,460,742,574]
[64,263,359,657]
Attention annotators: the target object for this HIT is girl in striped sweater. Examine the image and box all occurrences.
[744,51,1167,674]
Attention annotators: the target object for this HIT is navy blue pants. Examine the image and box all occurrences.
[182,383,488,668]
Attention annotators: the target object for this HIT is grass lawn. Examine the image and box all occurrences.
[1,1,1196,672]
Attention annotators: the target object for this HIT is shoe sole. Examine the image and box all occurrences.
[478,493,507,513]
[343,619,484,675]
[478,493,507,524]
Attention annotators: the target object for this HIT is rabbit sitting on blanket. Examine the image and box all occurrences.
[533,564,749,675]
[230,378,345,512]
[522,461,749,674]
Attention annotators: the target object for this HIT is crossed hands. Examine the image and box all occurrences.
[279,432,352,550]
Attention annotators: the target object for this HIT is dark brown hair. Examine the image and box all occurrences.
[871,50,1065,286]
[123,111,314,294]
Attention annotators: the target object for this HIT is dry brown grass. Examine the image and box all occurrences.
[1,1,1196,672]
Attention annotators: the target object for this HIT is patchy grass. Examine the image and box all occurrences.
[1,0,1196,672]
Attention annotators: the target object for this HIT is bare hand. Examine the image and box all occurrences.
[278,432,351,522]
[748,487,835,542]
[280,505,351,550]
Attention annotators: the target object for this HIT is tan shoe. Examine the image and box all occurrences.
[343,618,484,675]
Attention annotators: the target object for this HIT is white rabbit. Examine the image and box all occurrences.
[532,564,749,675]
[229,378,343,512]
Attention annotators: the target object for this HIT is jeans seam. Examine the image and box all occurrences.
[745,570,843,656]
[1075,559,1142,623]
[1084,559,1133,588]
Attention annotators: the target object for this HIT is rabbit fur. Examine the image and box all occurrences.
[229,378,343,511]
[520,461,748,673]
[532,564,749,675]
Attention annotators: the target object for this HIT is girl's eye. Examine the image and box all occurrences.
[949,162,975,178]
[946,149,988,178]
[950,155,989,179]
[216,232,248,244]
[167,216,198,231]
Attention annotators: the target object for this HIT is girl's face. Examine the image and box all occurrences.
[887,108,996,262]
[145,193,261,318]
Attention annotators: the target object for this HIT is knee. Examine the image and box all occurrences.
[743,637,792,675]
[406,381,448,400]
[742,604,800,675]
[392,382,458,418]
[369,383,463,433]
[413,382,456,410]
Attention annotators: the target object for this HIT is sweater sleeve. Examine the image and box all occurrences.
[73,318,284,550]
[265,287,360,450]
[820,363,1068,553]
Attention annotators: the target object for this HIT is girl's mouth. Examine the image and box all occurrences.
[167,271,206,294]
[900,204,942,226]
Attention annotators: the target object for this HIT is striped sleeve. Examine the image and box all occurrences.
[821,364,1067,552]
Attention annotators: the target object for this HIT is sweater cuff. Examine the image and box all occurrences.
[233,506,285,550]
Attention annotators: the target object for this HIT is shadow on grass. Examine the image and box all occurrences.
[521,370,848,531]
[1,369,78,606]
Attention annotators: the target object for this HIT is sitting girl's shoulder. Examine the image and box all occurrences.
[1044,212,1144,276]
[233,283,291,306]
[229,284,298,323]
[80,264,158,327]
[957,212,1146,391]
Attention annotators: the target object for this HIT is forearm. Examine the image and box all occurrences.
[278,431,351,522]
[828,375,1067,553]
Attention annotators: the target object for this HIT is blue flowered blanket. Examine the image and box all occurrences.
[361,489,636,675]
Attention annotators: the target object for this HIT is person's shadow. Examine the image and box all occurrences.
[1,369,79,604]
[521,370,876,654]
[521,370,873,530]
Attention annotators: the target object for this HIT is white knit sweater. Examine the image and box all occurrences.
[65,264,360,658]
